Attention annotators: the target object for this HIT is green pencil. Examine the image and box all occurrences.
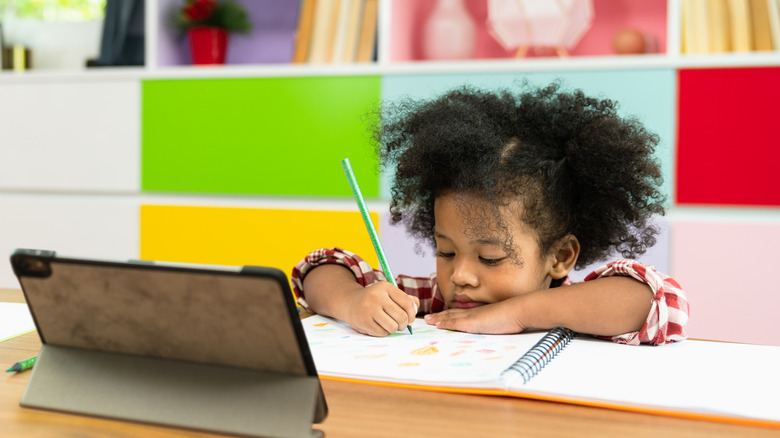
[341,158,413,335]
[6,355,37,373]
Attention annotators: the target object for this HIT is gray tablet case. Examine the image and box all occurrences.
[11,249,327,438]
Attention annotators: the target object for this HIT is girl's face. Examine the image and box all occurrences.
[434,192,561,309]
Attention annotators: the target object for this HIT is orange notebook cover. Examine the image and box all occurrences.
[302,315,780,429]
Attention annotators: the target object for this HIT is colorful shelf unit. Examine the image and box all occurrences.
[144,0,780,69]
[6,0,780,74]
[148,0,670,68]
[1,0,780,347]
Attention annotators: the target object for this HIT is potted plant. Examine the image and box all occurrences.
[176,0,251,65]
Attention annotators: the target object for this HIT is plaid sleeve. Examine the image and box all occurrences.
[291,247,445,315]
[583,259,689,345]
[396,274,446,315]
[291,247,384,311]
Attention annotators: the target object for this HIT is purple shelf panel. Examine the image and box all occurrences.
[157,0,300,66]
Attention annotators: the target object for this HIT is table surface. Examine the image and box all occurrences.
[1,288,778,438]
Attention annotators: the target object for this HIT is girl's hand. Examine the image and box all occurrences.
[424,298,529,334]
[342,281,419,337]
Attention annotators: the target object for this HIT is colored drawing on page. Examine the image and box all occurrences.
[411,345,439,355]
[414,328,436,334]
[301,314,549,384]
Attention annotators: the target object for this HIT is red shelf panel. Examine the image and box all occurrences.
[677,67,780,206]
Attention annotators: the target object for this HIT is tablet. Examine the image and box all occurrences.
[11,248,327,438]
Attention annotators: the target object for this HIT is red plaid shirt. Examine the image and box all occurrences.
[291,247,689,345]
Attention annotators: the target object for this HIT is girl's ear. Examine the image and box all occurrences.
[549,235,580,280]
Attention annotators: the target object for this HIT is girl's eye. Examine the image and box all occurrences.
[479,257,505,266]
[436,251,455,259]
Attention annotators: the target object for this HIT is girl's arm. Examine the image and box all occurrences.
[425,260,689,345]
[519,276,653,336]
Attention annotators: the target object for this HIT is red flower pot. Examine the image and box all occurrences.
[188,27,229,65]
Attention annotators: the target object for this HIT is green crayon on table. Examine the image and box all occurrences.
[341,158,413,335]
[6,355,37,373]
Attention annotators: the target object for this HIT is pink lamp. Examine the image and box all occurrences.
[486,0,594,58]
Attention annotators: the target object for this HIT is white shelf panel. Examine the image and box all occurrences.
[0,80,140,193]
[0,194,140,288]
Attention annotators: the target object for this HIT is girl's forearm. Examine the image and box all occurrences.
[301,264,363,320]
[521,277,653,336]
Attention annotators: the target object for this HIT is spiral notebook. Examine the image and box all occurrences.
[301,315,780,428]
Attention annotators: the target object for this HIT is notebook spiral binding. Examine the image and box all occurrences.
[500,327,576,386]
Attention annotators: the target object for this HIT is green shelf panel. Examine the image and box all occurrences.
[142,76,381,197]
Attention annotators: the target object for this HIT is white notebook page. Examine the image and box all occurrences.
[0,302,36,342]
[302,314,780,424]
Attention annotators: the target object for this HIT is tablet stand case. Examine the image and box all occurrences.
[12,250,326,438]
[23,345,322,438]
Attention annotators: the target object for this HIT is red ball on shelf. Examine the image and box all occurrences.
[612,29,656,55]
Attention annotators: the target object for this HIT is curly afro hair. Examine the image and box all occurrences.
[372,81,666,270]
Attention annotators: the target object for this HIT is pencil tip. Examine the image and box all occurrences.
[408,325,413,335]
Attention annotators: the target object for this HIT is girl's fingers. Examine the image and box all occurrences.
[371,309,402,336]
[388,289,417,326]
[382,301,411,332]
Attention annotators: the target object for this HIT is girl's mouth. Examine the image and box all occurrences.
[452,300,485,309]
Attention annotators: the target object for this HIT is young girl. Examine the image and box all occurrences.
[291,82,688,345]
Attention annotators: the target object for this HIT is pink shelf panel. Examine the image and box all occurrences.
[389,0,667,61]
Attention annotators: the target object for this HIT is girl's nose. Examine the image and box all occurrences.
[451,258,479,287]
